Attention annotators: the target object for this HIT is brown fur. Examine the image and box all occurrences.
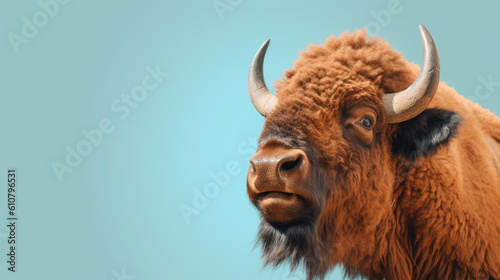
[256,29,500,279]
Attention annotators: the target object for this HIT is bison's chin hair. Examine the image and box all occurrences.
[257,218,331,280]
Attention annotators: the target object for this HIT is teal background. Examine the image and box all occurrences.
[0,0,499,279]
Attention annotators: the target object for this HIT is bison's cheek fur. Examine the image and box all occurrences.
[321,143,394,275]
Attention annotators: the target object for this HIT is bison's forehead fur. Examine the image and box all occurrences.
[275,29,417,99]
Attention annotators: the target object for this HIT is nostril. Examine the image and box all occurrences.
[280,155,303,172]
[249,161,256,172]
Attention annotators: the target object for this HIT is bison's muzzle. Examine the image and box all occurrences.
[247,142,313,226]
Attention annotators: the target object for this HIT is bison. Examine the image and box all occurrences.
[246,25,500,279]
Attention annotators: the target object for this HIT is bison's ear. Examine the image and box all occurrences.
[391,108,462,161]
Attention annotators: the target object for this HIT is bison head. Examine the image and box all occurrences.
[246,25,461,278]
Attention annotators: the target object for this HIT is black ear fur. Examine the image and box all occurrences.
[391,108,462,161]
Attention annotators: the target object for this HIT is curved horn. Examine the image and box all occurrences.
[383,25,440,123]
[248,39,278,117]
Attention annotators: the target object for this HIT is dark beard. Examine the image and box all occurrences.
[257,219,330,280]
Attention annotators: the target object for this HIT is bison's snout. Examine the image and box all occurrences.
[247,144,311,225]
[249,147,306,190]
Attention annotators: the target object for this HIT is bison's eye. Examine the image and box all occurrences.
[358,117,373,129]
[343,106,376,146]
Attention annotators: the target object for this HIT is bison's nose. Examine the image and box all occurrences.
[247,145,309,199]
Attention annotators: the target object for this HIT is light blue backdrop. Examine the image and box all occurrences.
[0,1,499,279]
